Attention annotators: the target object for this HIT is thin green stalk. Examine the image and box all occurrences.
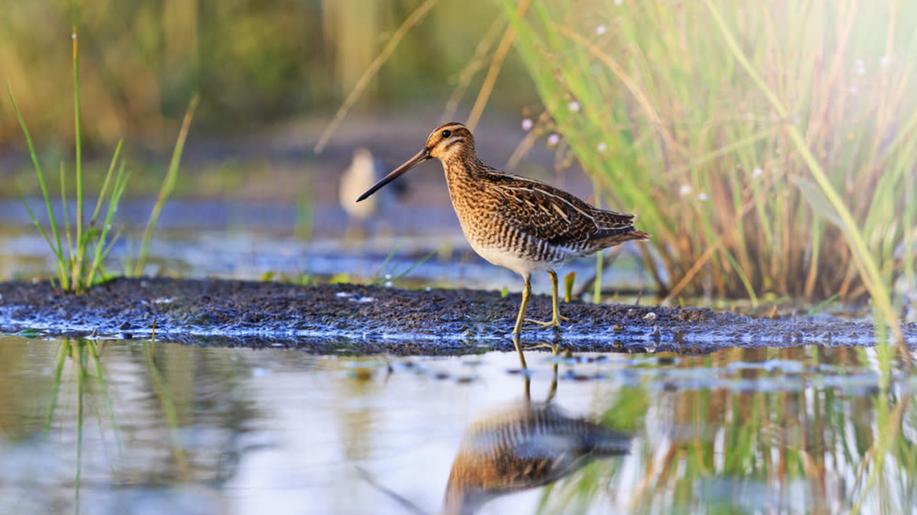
[392,250,437,282]
[60,162,74,262]
[19,195,56,262]
[8,86,67,289]
[90,139,123,228]
[72,22,84,293]
[373,245,402,282]
[134,95,198,277]
[87,163,128,287]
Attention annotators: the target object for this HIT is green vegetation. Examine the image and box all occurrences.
[9,14,196,293]
[8,21,129,294]
[500,0,917,333]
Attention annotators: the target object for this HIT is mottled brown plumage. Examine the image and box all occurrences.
[356,122,648,337]
[442,402,630,515]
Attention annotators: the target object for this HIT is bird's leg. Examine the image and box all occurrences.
[551,270,571,322]
[512,334,528,372]
[545,343,559,403]
[512,274,532,337]
[526,271,570,327]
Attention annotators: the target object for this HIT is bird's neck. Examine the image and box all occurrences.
[441,150,483,193]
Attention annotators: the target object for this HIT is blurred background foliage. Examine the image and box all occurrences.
[0,0,536,148]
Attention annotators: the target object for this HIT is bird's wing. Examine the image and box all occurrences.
[486,171,636,247]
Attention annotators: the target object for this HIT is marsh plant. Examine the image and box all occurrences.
[502,0,917,331]
[8,16,196,294]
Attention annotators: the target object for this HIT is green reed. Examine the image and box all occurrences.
[133,94,199,277]
[8,22,128,294]
[500,0,917,336]
[9,15,196,293]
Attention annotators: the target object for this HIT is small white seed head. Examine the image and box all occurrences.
[678,184,692,196]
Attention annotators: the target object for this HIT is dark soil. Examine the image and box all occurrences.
[0,278,913,354]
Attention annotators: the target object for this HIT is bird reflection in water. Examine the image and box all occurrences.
[356,345,630,515]
[442,345,631,515]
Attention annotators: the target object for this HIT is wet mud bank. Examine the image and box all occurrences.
[0,278,913,354]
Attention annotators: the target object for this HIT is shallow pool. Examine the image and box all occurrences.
[0,336,912,514]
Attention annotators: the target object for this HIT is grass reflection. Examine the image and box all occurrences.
[533,346,916,514]
[45,339,114,512]
[44,338,190,511]
[141,338,190,479]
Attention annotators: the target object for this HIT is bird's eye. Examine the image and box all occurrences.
[441,130,452,138]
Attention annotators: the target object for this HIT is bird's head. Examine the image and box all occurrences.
[356,122,474,202]
[425,122,474,160]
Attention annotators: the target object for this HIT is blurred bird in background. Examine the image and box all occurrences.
[339,148,407,240]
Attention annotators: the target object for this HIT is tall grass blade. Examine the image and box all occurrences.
[89,139,123,228]
[134,95,199,277]
[87,163,128,287]
[60,162,74,261]
[71,22,85,293]
[8,86,68,289]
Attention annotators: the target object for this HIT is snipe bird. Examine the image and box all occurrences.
[357,123,648,336]
[442,402,631,515]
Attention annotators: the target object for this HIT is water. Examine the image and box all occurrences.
[0,336,913,514]
[0,198,653,293]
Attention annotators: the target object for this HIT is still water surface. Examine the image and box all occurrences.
[0,336,913,514]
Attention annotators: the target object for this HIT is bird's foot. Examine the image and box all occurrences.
[523,343,557,351]
[525,318,563,328]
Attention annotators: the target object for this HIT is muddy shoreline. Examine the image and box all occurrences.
[0,278,913,354]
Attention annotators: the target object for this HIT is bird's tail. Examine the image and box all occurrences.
[592,226,650,249]
[592,209,649,243]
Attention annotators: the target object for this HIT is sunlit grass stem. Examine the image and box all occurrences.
[8,86,68,289]
[71,23,84,292]
[133,95,199,277]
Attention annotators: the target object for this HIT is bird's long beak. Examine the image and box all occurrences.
[356,148,430,202]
